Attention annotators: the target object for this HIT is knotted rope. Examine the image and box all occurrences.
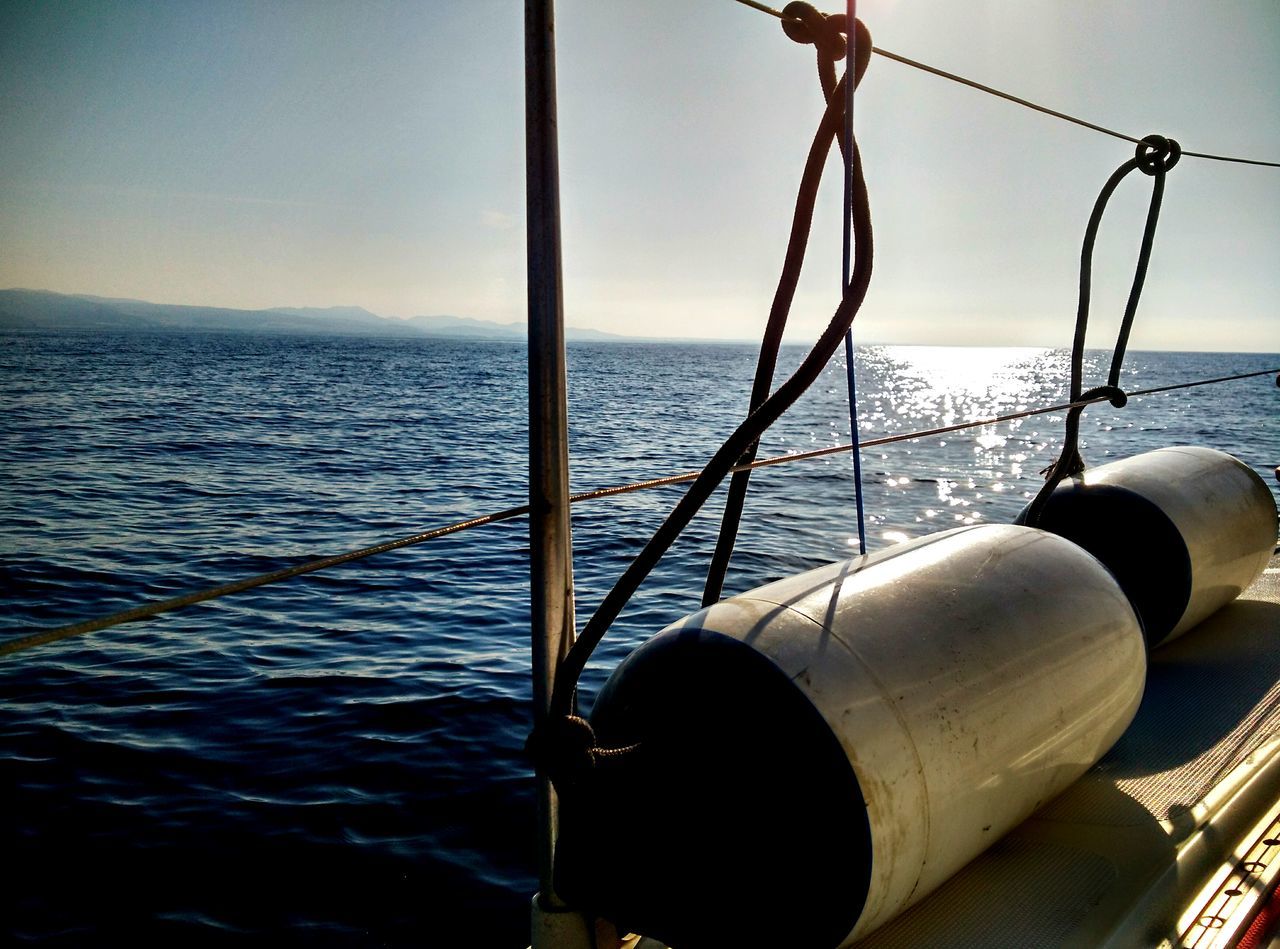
[530,13,875,784]
[702,4,871,606]
[1024,133,1180,524]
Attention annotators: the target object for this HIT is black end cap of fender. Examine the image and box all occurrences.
[1017,481,1191,649]
[555,626,872,949]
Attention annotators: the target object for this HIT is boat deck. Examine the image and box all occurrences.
[850,550,1280,949]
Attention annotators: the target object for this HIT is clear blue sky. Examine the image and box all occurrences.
[1,1,1276,351]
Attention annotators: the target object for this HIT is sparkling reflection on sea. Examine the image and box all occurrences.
[0,333,1276,946]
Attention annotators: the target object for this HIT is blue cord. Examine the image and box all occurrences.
[842,0,867,555]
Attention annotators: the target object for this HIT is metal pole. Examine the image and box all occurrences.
[526,2,585,943]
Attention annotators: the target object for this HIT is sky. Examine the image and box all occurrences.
[0,0,1276,352]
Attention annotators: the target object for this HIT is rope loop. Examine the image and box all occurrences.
[545,47,874,733]
[1022,130,1179,527]
[781,1,847,61]
[703,10,868,606]
[1136,133,1182,175]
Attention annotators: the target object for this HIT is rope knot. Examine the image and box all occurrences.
[1136,134,1182,175]
[526,714,639,793]
[781,2,847,62]
[1027,384,1128,520]
[1083,383,1129,409]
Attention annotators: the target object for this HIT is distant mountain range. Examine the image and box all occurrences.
[0,288,629,341]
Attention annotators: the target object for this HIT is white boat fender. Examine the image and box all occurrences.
[1016,446,1277,648]
[554,524,1146,948]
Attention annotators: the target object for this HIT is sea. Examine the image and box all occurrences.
[2,331,1277,947]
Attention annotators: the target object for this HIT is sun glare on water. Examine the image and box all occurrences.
[880,345,1056,418]
[839,344,1071,547]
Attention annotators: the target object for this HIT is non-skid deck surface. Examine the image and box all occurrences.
[853,554,1280,949]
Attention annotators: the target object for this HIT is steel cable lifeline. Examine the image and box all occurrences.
[702,2,870,606]
[1,368,1275,660]
[534,17,876,776]
[1023,133,1182,525]
[730,0,1280,169]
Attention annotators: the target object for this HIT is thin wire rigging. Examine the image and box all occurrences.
[729,0,1280,168]
[841,0,869,556]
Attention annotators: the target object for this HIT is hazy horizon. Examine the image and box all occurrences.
[5,284,1278,355]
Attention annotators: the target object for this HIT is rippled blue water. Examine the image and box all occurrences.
[2,332,1277,946]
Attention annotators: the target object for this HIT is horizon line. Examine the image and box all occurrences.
[3,286,1276,355]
